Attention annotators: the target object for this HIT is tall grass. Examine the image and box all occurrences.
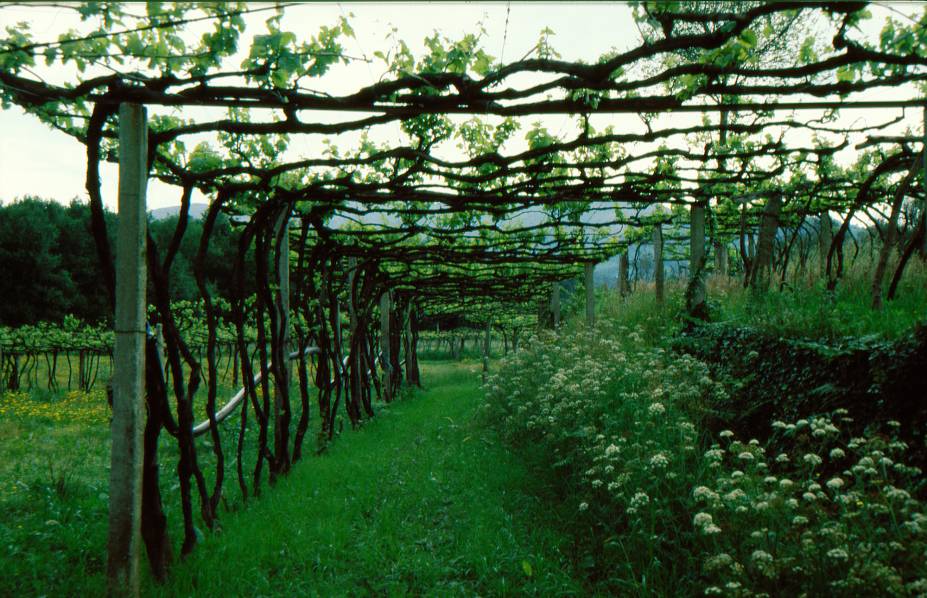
[712,257,927,340]
[591,254,927,341]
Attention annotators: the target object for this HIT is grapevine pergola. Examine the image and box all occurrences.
[2,1,926,593]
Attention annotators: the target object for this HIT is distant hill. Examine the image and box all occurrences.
[149,203,209,220]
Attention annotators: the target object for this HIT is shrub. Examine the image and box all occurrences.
[484,326,927,596]
[483,323,721,593]
[694,414,926,597]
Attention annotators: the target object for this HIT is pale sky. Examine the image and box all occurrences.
[0,2,920,212]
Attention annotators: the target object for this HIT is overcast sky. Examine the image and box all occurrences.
[0,2,920,211]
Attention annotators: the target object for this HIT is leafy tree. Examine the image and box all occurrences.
[58,199,116,322]
[0,198,83,325]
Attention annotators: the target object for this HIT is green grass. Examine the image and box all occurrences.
[589,259,927,342]
[148,359,582,596]
[0,355,325,597]
[709,269,927,340]
[2,359,585,596]
[0,412,110,596]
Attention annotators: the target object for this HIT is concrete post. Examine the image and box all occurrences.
[922,105,926,254]
[277,213,290,379]
[653,224,665,306]
[584,262,595,326]
[550,281,560,328]
[818,213,833,277]
[380,290,391,395]
[481,317,492,384]
[404,301,413,382]
[273,210,290,463]
[751,193,783,293]
[107,103,147,598]
[688,202,707,316]
[346,257,359,402]
[618,252,631,297]
[714,240,728,277]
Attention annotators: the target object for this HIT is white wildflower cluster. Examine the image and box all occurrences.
[826,548,849,561]
[802,453,823,467]
[626,491,650,516]
[648,452,669,470]
[693,512,722,535]
[483,329,927,597]
[483,324,721,537]
[704,552,737,573]
[810,416,839,439]
[693,486,721,507]
[691,411,927,595]
[825,477,844,491]
[750,550,775,577]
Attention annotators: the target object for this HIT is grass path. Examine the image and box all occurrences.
[150,360,583,597]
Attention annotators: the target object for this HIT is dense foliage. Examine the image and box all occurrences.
[484,324,927,596]
[0,198,250,326]
[675,321,927,462]
[0,198,112,325]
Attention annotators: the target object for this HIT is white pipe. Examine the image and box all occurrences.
[191,346,407,437]
[192,346,320,437]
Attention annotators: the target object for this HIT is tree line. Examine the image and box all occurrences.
[0,197,251,326]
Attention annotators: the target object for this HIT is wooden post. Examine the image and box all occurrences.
[653,224,665,306]
[584,262,595,326]
[107,103,147,598]
[550,281,560,328]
